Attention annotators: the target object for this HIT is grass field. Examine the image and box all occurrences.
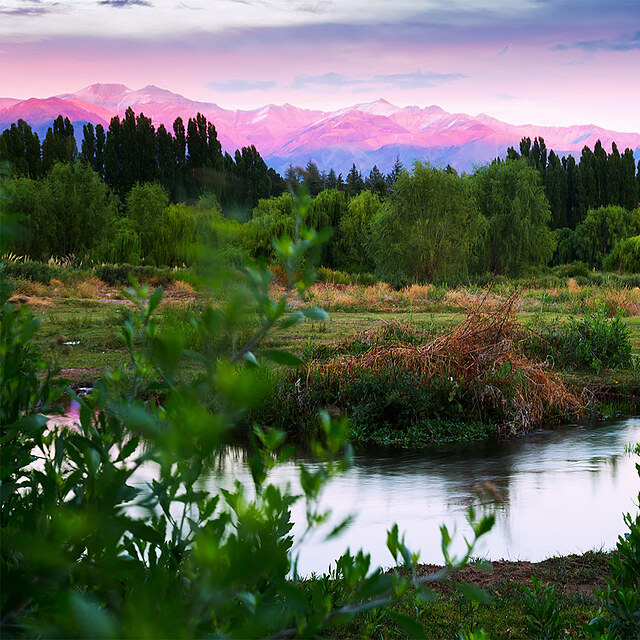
[26,297,640,383]
[335,552,611,639]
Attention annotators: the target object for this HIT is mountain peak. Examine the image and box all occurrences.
[354,98,401,116]
[2,85,639,175]
[67,83,132,109]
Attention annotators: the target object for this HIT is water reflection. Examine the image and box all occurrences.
[203,418,640,575]
[48,402,640,577]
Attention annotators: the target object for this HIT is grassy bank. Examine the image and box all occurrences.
[14,277,640,445]
[331,552,611,639]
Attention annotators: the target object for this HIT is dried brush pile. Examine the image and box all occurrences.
[307,293,583,435]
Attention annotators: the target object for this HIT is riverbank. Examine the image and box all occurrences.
[23,289,640,445]
[334,551,611,639]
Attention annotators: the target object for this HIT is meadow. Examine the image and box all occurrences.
[11,269,639,443]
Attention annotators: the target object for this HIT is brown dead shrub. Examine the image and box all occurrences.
[307,294,582,434]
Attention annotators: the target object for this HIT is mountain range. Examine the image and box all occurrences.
[1,83,639,174]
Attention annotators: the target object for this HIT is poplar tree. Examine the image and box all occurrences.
[0,119,41,177]
[41,115,76,172]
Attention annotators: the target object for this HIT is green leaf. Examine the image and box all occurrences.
[455,582,493,604]
[302,307,329,322]
[325,515,355,540]
[126,519,164,545]
[261,349,304,367]
[147,286,164,315]
[117,436,140,462]
[388,611,427,639]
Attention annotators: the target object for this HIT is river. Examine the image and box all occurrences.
[197,417,640,575]
[51,404,640,576]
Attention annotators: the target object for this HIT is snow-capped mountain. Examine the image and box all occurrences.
[2,84,639,173]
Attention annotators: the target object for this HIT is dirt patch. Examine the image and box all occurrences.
[416,551,611,595]
[58,368,101,386]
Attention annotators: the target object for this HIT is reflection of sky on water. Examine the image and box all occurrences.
[49,405,640,576]
[202,418,640,575]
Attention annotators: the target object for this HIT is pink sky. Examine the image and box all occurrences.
[1,0,639,131]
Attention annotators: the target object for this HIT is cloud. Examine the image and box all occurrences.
[552,30,640,52]
[495,44,510,56]
[374,70,467,89]
[98,0,152,6]
[0,1,63,16]
[207,78,277,92]
[290,70,466,92]
[290,72,363,90]
[494,92,517,101]
[291,0,332,13]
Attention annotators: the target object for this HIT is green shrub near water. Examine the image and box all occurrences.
[532,305,632,373]
[588,463,640,638]
[1,206,497,638]
[253,367,499,447]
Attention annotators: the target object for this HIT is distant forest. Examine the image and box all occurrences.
[2,110,640,278]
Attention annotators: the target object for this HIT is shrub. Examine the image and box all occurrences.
[523,578,567,640]
[3,260,58,283]
[534,305,632,372]
[588,463,640,638]
[1,208,495,638]
[605,235,640,273]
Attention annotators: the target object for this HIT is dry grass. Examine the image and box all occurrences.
[443,288,507,312]
[588,287,640,317]
[163,279,197,301]
[566,277,581,294]
[308,294,583,434]
[401,283,434,300]
[8,294,53,307]
[11,279,50,298]
[46,277,108,299]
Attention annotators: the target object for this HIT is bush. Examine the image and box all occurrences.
[588,463,640,638]
[1,211,495,638]
[534,305,632,372]
[93,264,176,286]
[3,260,59,283]
[605,235,640,273]
[317,267,377,286]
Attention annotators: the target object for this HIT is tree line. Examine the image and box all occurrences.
[2,113,640,277]
[0,111,280,215]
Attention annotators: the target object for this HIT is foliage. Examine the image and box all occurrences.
[0,203,495,638]
[560,306,632,373]
[259,297,583,443]
[574,206,640,269]
[245,192,296,260]
[473,158,555,275]
[370,163,484,284]
[5,162,118,260]
[126,182,169,261]
[93,218,142,265]
[588,463,640,639]
[604,235,640,274]
[523,578,567,639]
[335,189,381,272]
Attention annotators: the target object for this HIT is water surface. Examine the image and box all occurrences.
[203,418,640,575]
[49,404,640,576]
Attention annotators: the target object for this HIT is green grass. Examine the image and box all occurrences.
[332,552,611,639]
[31,301,640,384]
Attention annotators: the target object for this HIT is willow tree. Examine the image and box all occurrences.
[126,182,169,263]
[336,189,381,272]
[369,162,484,283]
[473,158,555,275]
[574,205,640,268]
